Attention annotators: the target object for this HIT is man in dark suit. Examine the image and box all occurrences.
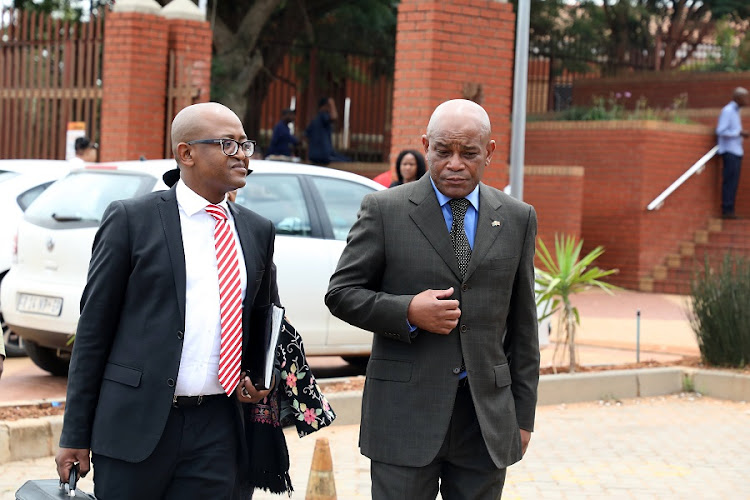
[326,99,540,499]
[56,102,277,498]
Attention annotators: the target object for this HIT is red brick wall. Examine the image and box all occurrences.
[526,121,720,289]
[573,71,750,110]
[389,0,515,189]
[100,12,169,161]
[100,11,211,162]
[524,166,584,252]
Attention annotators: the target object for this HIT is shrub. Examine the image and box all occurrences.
[689,254,750,367]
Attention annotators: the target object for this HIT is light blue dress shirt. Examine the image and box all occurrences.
[716,101,744,157]
[429,177,479,249]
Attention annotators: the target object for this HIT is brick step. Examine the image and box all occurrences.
[700,234,750,246]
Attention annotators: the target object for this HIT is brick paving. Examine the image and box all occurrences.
[3,395,748,499]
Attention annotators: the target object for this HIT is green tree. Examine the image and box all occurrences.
[200,0,396,138]
[535,235,620,373]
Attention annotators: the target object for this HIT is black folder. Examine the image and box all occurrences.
[246,304,285,389]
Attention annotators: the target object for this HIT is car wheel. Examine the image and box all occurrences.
[24,340,70,376]
[342,355,370,368]
[1,310,27,357]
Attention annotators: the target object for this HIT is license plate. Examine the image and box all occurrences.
[17,293,63,316]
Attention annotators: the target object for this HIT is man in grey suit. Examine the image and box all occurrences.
[56,103,276,498]
[326,99,539,499]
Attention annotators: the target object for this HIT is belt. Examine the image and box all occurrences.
[172,394,226,408]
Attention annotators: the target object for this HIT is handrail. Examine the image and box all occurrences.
[646,145,719,211]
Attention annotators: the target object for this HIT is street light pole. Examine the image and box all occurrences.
[509,0,531,201]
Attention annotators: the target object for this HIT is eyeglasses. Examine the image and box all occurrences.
[186,138,256,157]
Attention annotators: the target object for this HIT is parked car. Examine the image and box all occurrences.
[1,159,385,374]
[0,160,70,357]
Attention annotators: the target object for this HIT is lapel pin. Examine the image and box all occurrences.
[492,220,501,227]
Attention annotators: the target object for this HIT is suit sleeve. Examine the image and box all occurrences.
[325,193,414,342]
[504,205,540,432]
[60,201,131,449]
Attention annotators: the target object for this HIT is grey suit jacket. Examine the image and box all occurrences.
[60,186,276,463]
[325,174,539,469]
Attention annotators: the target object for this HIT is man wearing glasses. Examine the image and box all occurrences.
[56,102,278,498]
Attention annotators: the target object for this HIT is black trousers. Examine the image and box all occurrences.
[721,152,743,216]
[371,382,507,500]
[92,396,239,500]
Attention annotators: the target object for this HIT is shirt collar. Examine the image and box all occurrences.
[429,176,480,211]
[176,179,230,217]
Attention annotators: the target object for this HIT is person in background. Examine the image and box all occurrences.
[266,108,299,159]
[73,137,98,163]
[390,149,426,187]
[0,337,5,380]
[716,87,749,219]
[305,97,349,166]
[326,99,539,500]
[56,102,278,499]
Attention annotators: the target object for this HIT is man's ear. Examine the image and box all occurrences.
[421,135,429,155]
[485,140,496,164]
[176,143,193,167]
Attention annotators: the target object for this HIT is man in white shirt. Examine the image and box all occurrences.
[716,87,749,219]
[56,103,278,498]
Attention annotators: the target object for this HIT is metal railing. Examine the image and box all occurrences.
[646,146,719,211]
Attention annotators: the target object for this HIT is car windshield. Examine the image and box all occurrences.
[24,170,157,227]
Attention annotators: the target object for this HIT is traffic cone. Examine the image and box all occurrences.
[305,437,337,500]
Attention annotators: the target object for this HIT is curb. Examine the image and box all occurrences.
[1,368,748,465]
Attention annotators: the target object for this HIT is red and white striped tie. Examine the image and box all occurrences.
[206,204,243,395]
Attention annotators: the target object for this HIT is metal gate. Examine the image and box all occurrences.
[0,8,104,159]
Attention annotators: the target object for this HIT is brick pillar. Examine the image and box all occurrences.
[389,0,516,188]
[99,0,168,161]
[162,0,213,156]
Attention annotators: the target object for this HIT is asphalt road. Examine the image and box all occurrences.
[0,355,366,404]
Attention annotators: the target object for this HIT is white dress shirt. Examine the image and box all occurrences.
[174,180,247,396]
[716,101,744,157]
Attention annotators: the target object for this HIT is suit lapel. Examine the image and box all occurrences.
[157,186,187,322]
[464,183,504,281]
[227,202,258,309]
[409,176,463,280]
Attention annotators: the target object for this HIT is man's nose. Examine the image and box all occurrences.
[446,152,463,169]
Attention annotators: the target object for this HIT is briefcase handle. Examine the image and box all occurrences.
[60,462,79,496]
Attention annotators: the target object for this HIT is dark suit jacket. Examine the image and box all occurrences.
[59,185,276,463]
[325,174,540,469]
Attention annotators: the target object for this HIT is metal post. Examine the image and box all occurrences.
[636,309,641,363]
[509,0,531,201]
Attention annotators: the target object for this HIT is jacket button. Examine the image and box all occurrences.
[461,283,469,292]
[460,325,468,333]
[452,367,461,374]
[167,378,175,387]
[176,331,184,340]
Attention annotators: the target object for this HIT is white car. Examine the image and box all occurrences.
[1,159,384,375]
[0,160,70,357]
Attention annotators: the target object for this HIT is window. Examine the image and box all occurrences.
[25,171,155,228]
[17,182,53,211]
[235,174,312,237]
[310,177,375,240]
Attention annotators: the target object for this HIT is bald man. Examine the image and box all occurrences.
[56,103,278,498]
[326,99,540,499]
[716,87,749,219]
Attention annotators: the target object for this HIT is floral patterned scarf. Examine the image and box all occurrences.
[237,318,337,497]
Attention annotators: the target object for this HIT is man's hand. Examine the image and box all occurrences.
[520,429,532,456]
[407,287,461,335]
[56,447,91,482]
[235,373,274,404]
[741,130,749,138]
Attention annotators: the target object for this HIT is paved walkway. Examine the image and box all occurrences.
[3,395,748,499]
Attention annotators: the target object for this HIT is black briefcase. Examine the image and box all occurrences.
[15,464,96,499]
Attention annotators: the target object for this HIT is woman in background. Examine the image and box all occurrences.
[389,149,426,187]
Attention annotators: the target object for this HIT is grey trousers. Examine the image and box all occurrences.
[371,382,507,500]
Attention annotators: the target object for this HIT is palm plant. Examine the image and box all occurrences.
[536,234,620,373]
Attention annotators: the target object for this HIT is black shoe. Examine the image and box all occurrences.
[722,213,738,219]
